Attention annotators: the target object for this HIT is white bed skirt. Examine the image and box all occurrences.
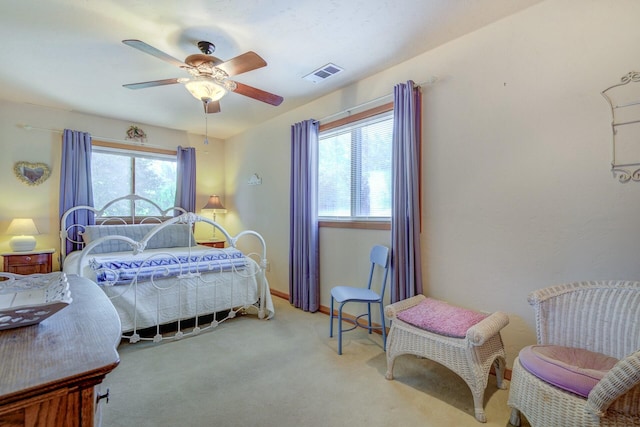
[63,249,274,335]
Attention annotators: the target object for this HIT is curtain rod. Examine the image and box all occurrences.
[318,77,438,123]
[18,123,176,150]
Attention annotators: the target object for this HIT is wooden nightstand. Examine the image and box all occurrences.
[1,248,55,274]
[197,240,226,248]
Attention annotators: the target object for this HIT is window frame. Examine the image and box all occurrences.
[318,102,393,230]
[91,141,178,223]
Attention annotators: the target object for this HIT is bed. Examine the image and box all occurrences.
[60,195,274,343]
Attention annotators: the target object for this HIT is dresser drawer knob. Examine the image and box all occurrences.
[25,256,31,261]
[96,388,110,404]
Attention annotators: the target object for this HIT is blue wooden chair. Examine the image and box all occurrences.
[329,245,390,355]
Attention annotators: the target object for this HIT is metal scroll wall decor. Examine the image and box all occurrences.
[601,71,640,182]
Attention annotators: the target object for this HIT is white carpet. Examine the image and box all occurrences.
[101,297,527,427]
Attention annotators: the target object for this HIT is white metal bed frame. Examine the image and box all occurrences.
[60,195,271,343]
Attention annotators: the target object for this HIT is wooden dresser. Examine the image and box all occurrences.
[0,274,121,426]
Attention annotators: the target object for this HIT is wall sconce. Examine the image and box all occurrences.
[202,195,227,239]
[248,173,262,185]
[6,218,39,252]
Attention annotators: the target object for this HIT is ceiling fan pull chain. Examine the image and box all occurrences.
[204,108,209,145]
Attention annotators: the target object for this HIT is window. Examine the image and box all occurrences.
[91,143,177,217]
[318,106,393,223]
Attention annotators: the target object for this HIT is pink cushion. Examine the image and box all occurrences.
[519,345,618,397]
[396,298,488,338]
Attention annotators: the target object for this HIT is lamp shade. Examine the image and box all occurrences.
[6,218,39,252]
[7,218,39,235]
[184,78,227,102]
[202,195,227,213]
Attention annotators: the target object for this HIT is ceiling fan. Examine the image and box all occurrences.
[122,39,284,113]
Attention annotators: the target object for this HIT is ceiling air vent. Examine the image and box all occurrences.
[303,63,344,83]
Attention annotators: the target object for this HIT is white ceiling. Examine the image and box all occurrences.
[0,0,543,140]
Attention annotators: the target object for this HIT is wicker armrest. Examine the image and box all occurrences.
[586,350,640,417]
[465,311,509,346]
[384,294,426,319]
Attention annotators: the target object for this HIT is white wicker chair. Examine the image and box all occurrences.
[384,295,509,423]
[508,280,640,427]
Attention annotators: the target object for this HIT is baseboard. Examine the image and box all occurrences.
[268,290,512,380]
[270,289,289,300]
[271,290,380,327]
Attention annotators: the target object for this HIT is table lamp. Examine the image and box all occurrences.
[7,218,39,251]
[202,195,227,239]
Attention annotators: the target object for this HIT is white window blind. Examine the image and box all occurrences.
[318,111,393,220]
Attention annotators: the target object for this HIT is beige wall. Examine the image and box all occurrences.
[2,0,639,366]
[226,0,640,365]
[0,100,225,270]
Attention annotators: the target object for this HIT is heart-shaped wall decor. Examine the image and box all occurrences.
[14,161,51,186]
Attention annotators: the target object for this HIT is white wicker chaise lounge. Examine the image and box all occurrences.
[384,294,509,423]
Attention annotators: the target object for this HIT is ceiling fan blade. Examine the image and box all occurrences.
[231,82,283,106]
[122,39,185,68]
[123,78,181,90]
[217,52,266,76]
[204,99,221,114]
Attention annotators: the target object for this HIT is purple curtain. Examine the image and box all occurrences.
[289,119,320,312]
[175,146,196,213]
[59,129,94,255]
[390,80,423,303]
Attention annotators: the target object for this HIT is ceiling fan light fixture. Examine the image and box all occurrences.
[184,77,227,102]
[123,40,283,110]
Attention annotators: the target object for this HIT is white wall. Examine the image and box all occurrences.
[0,100,225,270]
[1,0,638,366]
[227,0,640,365]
